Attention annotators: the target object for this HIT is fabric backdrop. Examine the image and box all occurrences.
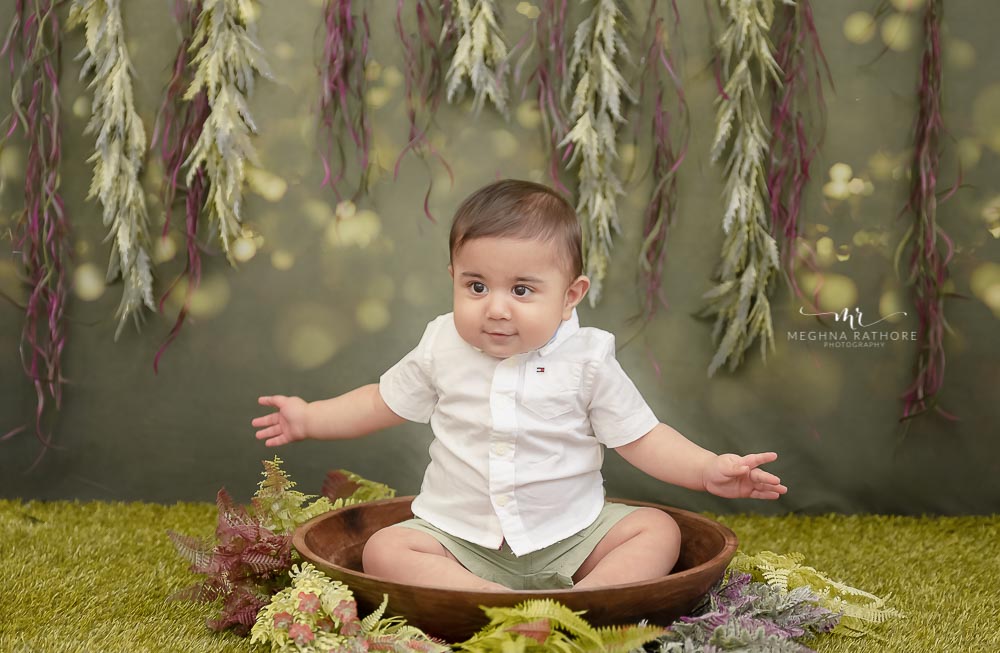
[1,0,997,515]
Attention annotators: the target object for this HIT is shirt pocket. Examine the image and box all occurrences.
[519,364,582,420]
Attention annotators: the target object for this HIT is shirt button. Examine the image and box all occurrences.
[492,443,508,456]
[495,494,510,507]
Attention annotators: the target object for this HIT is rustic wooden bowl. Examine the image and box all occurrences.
[293,496,737,642]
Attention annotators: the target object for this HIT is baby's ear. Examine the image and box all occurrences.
[563,275,590,319]
[447,264,454,280]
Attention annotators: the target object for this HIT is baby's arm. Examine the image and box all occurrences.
[253,384,405,447]
[614,423,787,500]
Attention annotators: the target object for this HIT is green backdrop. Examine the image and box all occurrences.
[1,0,997,515]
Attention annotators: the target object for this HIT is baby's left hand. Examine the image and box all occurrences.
[703,452,787,500]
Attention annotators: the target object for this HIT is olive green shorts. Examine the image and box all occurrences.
[396,502,639,590]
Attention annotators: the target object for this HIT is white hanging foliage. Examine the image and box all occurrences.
[446,0,510,116]
[700,0,785,376]
[69,0,155,339]
[560,0,636,305]
[184,0,271,262]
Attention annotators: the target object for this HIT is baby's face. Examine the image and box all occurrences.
[449,236,587,359]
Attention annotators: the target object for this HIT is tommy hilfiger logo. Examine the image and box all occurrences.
[535,367,545,373]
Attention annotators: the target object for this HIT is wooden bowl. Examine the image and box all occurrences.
[293,496,737,642]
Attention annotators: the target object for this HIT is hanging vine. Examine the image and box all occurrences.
[561,0,636,306]
[183,0,271,262]
[635,1,688,322]
[151,0,210,372]
[520,0,571,195]
[393,0,456,221]
[895,0,956,422]
[445,0,510,117]
[318,0,371,201]
[69,0,155,339]
[1,0,69,467]
[699,0,783,377]
[766,0,830,312]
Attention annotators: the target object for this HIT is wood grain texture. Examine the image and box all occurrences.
[293,496,738,642]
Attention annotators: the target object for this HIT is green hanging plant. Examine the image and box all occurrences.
[454,599,664,652]
[699,0,783,377]
[561,0,637,305]
[446,0,510,116]
[1,0,70,468]
[68,0,155,339]
[183,0,271,263]
[730,550,903,638]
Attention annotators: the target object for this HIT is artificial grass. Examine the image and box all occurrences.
[1,500,997,652]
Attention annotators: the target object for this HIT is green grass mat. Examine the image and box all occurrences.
[2,500,998,652]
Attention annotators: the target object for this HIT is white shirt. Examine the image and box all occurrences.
[378,310,659,556]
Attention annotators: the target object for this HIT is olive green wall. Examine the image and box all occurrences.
[1,1,997,514]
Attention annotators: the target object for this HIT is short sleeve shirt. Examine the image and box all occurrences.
[378,310,659,556]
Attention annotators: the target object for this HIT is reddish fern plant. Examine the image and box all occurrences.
[766,0,830,312]
[394,0,456,222]
[895,0,957,422]
[169,488,293,635]
[151,0,210,373]
[1,0,70,469]
[319,0,372,201]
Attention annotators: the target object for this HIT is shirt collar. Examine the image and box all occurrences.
[537,309,580,357]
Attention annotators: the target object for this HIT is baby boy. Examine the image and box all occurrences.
[253,179,786,591]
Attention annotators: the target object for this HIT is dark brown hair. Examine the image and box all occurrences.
[449,179,582,278]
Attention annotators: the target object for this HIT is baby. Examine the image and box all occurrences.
[253,179,786,591]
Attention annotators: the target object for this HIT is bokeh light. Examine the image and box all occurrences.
[972,84,1000,153]
[516,101,541,129]
[73,263,106,301]
[325,209,382,249]
[881,14,915,52]
[946,39,976,70]
[356,298,391,332]
[153,235,177,263]
[273,302,349,370]
[271,250,295,270]
[246,168,288,202]
[843,12,876,44]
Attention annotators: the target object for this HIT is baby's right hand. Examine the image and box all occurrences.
[253,395,309,447]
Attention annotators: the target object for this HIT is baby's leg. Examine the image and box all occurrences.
[363,525,507,591]
[572,507,680,588]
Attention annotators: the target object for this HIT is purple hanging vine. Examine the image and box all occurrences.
[1,0,69,468]
[896,0,957,422]
[151,0,210,373]
[394,0,456,222]
[319,0,372,201]
[521,0,571,196]
[636,0,689,322]
[766,0,830,312]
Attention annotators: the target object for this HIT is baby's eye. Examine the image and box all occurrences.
[470,281,487,295]
[512,285,533,297]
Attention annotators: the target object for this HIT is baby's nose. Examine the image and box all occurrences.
[485,295,511,319]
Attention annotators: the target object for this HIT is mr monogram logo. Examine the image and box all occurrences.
[787,306,918,349]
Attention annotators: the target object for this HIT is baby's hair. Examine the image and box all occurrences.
[449,179,583,278]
